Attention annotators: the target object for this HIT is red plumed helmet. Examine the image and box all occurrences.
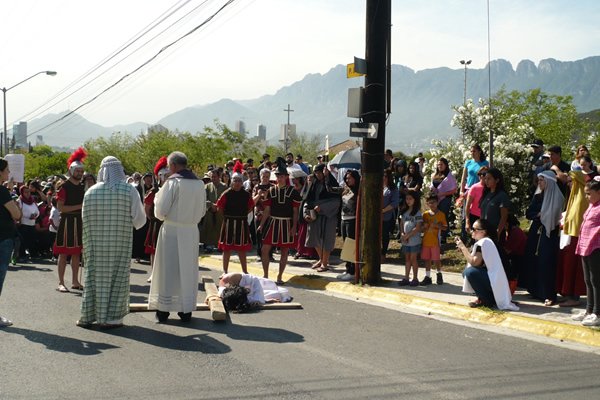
[153,156,168,176]
[67,147,87,168]
[233,160,244,174]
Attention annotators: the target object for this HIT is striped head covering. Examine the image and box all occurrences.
[97,156,126,189]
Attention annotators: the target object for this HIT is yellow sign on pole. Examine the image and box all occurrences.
[347,63,364,78]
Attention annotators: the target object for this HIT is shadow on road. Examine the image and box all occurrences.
[100,325,231,354]
[8,265,52,272]
[177,317,305,344]
[3,327,119,355]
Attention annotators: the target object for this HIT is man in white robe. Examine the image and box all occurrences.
[148,152,206,322]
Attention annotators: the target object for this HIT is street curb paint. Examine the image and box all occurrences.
[199,256,600,348]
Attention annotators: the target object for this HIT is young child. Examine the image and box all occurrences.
[398,191,423,286]
[573,177,600,326]
[420,193,448,285]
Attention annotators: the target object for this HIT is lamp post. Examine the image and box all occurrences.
[2,70,57,156]
[459,59,471,105]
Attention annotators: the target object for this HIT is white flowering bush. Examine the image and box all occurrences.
[427,97,535,217]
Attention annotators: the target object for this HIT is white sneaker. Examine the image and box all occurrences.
[582,313,600,326]
[338,273,354,282]
[0,316,13,327]
[571,310,589,321]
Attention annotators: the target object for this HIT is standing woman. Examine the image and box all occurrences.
[460,144,489,197]
[16,186,40,261]
[294,175,318,260]
[144,156,169,283]
[522,170,565,306]
[338,169,360,281]
[430,158,457,243]
[221,170,231,188]
[304,164,340,272]
[479,168,512,240]
[404,161,423,194]
[382,168,400,262]
[1,159,22,327]
[464,166,489,235]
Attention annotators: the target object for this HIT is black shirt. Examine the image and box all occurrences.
[0,185,17,241]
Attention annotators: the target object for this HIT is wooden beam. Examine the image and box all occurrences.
[201,276,227,321]
[129,303,303,312]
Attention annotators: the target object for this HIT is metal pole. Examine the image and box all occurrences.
[487,0,493,167]
[2,88,6,157]
[360,0,390,284]
[1,71,57,155]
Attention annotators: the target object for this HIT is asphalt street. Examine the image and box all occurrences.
[1,259,599,399]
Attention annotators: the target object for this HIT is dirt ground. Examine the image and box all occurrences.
[333,231,465,273]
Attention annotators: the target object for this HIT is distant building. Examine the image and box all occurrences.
[145,124,169,134]
[256,124,266,140]
[36,135,44,146]
[321,139,360,158]
[235,120,247,135]
[13,121,28,149]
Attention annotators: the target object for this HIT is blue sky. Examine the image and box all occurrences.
[0,0,598,127]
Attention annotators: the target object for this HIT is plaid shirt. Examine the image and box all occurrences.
[576,200,600,257]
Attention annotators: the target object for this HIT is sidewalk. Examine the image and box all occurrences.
[199,252,600,348]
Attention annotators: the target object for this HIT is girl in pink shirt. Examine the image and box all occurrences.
[573,177,600,326]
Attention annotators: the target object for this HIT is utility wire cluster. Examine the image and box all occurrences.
[24,0,238,139]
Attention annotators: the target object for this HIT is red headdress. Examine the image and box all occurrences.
[67,147,87,172]
[153,156,168,176]
[232,160,244,180]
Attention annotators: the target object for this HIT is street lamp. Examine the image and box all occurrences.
[459,59,471,105]
[1,70,57,156]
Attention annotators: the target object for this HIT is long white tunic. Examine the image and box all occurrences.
[462,237,519,311]
[148,175,206,313]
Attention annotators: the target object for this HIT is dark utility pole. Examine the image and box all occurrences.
[360,0,391,284]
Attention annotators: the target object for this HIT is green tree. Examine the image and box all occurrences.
[23,145,70,181]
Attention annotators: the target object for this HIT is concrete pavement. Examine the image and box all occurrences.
[200,252,600,348]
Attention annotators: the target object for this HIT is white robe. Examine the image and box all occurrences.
[148,175,206,313]
[462,237,519,311]
[218,274,292,304]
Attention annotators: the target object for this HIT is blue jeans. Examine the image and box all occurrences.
[463,266,495,307]
[0,238,14,297]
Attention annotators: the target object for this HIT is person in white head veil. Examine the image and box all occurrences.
[76,156,146,329]
[522,170,565,306]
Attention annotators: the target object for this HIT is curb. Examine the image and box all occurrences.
[199,256,600,348]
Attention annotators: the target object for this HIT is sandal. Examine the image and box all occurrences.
[468,299,483,308]
[71,285,84,290]
[276,280,285,286]
[311,262,322,270]
[558,299,581,308]
[57,285,70,293]
[316,266,329,272]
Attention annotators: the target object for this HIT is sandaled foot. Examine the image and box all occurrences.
[57,284,70,293]
[276,279,285,285]
[468,299,483,308]
[71,284,84,290]
[559,299,581,307]
[76,320,93,328]
[311,262,322,270]
[316,266,329,272]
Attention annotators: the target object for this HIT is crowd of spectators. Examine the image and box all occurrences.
[2,139,600,327]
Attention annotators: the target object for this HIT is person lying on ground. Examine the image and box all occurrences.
[217,272,292,313]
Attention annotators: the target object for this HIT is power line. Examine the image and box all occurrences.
[14,0,199,125]
[27,0,237,138]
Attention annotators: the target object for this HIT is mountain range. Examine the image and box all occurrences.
[30,56,600,152]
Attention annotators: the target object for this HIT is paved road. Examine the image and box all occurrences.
[1,259,599,399]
